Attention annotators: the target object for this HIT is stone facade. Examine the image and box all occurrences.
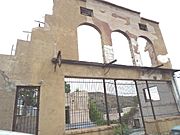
[0,0,179,135]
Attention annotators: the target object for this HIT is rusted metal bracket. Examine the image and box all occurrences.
[51,50,62,72]
[103,59,117,75]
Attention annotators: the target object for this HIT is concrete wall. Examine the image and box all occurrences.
[145,116,180,134]
[138,81,178,119]
[0,90,15,130]
[134,81,179,129]
[0,0,177,135]
[65,125,114,135]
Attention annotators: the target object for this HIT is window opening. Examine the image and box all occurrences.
[139,23,148,31]
[80,7,93,17]
[143,86,160,101]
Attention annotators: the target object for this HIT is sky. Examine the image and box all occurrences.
[0,0,179,70]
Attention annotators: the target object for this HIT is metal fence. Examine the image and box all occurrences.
[64,78,179,134]
[13,86,40,135]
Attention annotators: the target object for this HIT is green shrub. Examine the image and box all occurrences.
[89,100,106,125]
[113,124,129,135]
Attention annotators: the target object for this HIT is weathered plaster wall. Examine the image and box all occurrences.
[0,55,16,130]
[0,90,15,130]
[0,0,176,135]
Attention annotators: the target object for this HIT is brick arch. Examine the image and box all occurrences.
[112,30,131,44]
[78,22,102,35]
[139,36,153,45]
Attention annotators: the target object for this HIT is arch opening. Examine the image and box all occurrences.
[77,25,103,63]
[111,31,133,65]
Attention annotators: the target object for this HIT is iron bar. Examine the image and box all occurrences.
[114,80,123,135]
[103,79,110,125]
[114,80,122,124]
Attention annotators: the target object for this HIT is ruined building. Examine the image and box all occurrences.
[0,0,180,135]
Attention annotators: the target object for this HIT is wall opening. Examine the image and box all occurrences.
[111,32,133,65]
[143,86,160,102]
[138,23,148,31]
[77,25,103,63]
[137,37,153,67]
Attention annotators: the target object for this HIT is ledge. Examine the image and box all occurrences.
[65,125,114,135]
[61,59,180,73]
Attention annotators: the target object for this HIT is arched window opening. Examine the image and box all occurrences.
[77,25,103,63]
[137,37,152,67]
[111,32,133,65]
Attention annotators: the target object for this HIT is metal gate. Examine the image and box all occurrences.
[13,86,40,135]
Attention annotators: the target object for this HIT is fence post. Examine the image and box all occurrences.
[114,80,122,124]
[103,79,110,125]
[114,80,124,135]
[134,80,147,134]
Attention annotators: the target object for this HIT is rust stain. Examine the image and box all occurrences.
[112,13,130,25]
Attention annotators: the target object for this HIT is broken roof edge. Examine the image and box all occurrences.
[93,0,160,24]
[141,17,159,24]
[95,0,140,14]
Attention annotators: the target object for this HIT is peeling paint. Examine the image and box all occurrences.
[140,73,163,80]
[157,54,170,64]
[133,44,140,54]
[145,42,158,66]
[103,45,114,63]
[0,71,15,91]
[131,38,137,46]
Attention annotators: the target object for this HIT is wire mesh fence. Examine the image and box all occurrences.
[64,78,179,134]
[65,78,107,129]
